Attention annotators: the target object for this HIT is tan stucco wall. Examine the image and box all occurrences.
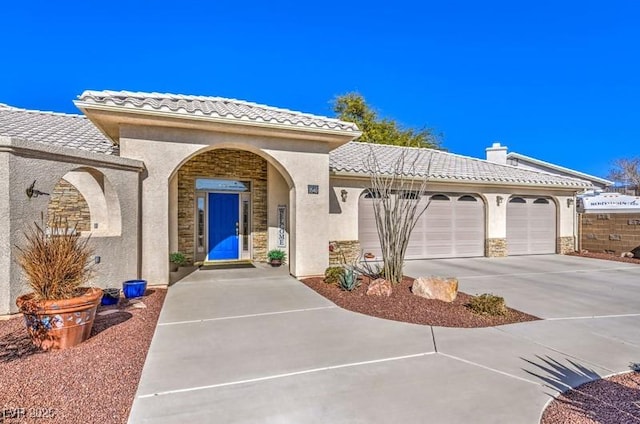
[177,149,268,263]
[0,137,142,314]
[329,177,367,241]
[120,125,331,283]
[267,163,290,253]
[0,150,11,314]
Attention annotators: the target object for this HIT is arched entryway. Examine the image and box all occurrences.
[170,148,290,266]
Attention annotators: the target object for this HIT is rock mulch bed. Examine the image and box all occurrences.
[541,371,640,424]
[300,276,539,328]
[0,288,166,424]
[568,251,640,265]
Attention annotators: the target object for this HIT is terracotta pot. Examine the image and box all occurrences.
[170,262,179,272]
[270,259,282,267]
[16,287,103,351]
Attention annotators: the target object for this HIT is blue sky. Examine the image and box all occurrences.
[1,1,638,179]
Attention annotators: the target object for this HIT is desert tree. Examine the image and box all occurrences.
[333,92,443,149]
[364,146,433,284]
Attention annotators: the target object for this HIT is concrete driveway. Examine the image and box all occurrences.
[128,256,640,423]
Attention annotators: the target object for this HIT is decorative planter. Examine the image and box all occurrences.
[123,279,147,298]
[270,259,282,267]
[101,288,120,306]
[170,262,179,272]
[16,287,103,350]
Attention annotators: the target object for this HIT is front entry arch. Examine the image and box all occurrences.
[173,148,272,265]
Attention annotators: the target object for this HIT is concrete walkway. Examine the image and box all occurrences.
[129,256,640,423]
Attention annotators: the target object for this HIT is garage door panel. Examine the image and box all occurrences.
[359,193,485,259]
[507,197,556,255]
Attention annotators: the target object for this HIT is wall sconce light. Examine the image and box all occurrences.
[26,180,50,199]
[340,189,348,202]
[496,196,504,206]
[567,198,574,208]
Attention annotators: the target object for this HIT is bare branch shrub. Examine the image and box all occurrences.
[608,157,640,194]
[16,218,94,301]
[365,147,432,284]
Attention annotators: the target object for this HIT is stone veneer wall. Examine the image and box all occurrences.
[178,149,268,264]
[580,213,640,256]
[557,236,575,254]
[47,178,91,233]
[485,238,507,257]
[329,240,361,266]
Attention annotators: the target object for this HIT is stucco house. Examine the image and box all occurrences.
[0,91,592,314]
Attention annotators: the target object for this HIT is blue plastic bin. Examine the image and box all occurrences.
[122,279,147,298]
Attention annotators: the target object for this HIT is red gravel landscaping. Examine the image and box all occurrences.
[300,276,539,328]
[568,251,640,265]
[541,371,640,424]
[0,288,166,424]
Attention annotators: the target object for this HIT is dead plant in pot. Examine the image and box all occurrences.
[15,218,102,350]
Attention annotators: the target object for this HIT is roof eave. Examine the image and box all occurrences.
[74,101,362,145]
[329,169,591,190]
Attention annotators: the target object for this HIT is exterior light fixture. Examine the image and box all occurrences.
[496,196,504,206]
[567,198,574,207]
[25,180,50,199]
[341,189,348,202]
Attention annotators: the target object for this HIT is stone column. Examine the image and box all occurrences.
[484,193,508,257]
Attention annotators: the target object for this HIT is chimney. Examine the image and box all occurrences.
[486,142,507,164]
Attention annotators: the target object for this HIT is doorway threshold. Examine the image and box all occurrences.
[199,260,255,270]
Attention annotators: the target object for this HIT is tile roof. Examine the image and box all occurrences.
[330,142,591,188]
[76,90,360,133]
[0,104,117,155]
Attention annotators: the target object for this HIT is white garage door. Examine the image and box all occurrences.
[506,197,556,255]
[358,193,485,259]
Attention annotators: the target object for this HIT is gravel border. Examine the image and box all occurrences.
[541,371,640,424]
[300,276,539,328]
[0,288,166,424]
[568,251,640,265]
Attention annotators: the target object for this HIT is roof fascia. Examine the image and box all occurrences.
[507,152,613,186]
[74,101,362,144]
[329,169,592,190]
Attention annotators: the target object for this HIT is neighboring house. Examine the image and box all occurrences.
[484,143,613,191]
[0,91,592,314]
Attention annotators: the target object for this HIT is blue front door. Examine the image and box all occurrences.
[208,193,239,260]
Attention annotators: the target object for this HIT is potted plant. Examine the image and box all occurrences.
[267,249,286,267]
[169,251,186,272]
[15,219,102,350]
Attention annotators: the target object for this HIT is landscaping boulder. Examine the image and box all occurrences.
[412,277,458,302]
[366,278,392,297]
